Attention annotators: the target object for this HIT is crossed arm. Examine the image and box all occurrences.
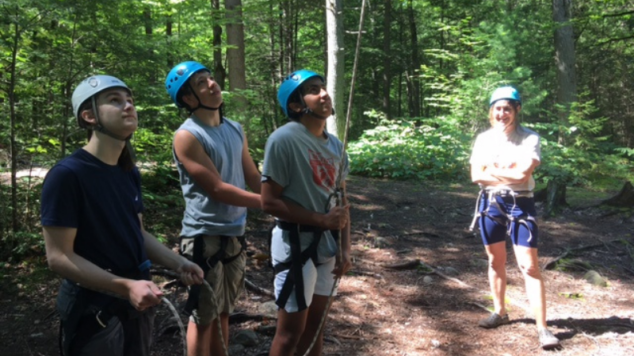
[471,157,540,187]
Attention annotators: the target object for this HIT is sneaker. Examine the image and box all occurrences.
[478,313,510,329]
[538,328,560,350]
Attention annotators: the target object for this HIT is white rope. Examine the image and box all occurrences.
[160,296,187,356]
[301,1,368,355]
[160,279,228,356]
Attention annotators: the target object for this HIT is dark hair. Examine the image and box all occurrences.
[488,100,521,127]
[118,144,135,172]
[286,89,303,121]
[176,83,193,110]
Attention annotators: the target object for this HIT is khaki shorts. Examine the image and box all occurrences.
[181,235,246,325]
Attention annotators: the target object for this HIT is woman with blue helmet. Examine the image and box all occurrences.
[165,61,261,356]
[470,86,560,349]
[262,69,351,356]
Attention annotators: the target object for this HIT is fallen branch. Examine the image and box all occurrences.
[419,260,470,288]
[384,258,531,314]
[469,302,491,313]
[245,278,274,298]
[348,269,384,279]
[333,333,364,340]
[544,238,633,270]
[382,259,420,270]
[229,312,272,324]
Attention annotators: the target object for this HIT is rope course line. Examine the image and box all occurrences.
[301,0,368,355]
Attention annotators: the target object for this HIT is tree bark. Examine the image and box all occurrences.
[8,10,20,232]
[225,0,247,110]
[211,0,226,89]
[407,0,420,118]
[602,181,634,207]
[325,0,345,138]
[550,0,577,213]
[553,0,577,143]
[382,0,393,120]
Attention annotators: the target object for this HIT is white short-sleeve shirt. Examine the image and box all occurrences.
[470,125,540,192]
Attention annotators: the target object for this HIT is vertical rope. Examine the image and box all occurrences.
[301,1,368,355]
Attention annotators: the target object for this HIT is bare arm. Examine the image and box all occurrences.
[472,157,539,186]
[261,178,349,231]
[241,134,261,194]
[489,157,539,185]
[174,130,260,209]
[43,226,162,310]
[139,214,203,286]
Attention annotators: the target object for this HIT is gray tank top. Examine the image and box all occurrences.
[174,116,246,237]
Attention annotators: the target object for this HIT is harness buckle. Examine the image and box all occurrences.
[95,310,107,328]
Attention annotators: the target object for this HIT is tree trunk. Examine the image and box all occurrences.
[211,0,226,89]
[602,181,634,207]
[143,7,155,84]
[325,0,344,138]
[225,0,247,110]
[553,0,577,143]
[544,180,568,216]
[267,0,279,132]
[8,13,20,232]
[166,11,173,68]
[550,0,577,212]
[382,0,392,120]
[407,0,420,118]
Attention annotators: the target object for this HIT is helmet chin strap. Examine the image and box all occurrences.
[299,94,332,120]
[185,83,224,123]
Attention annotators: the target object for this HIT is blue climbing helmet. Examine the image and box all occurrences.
[165,61,210,107]
[277,69,324,117]
[489,86,521,107]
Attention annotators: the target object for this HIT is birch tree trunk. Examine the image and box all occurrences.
[325,0,345,138]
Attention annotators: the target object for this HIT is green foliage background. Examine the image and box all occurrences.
[2,0,634,259]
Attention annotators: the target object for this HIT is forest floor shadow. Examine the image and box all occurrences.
[1,175,633,356]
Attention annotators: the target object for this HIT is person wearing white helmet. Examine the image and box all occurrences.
[262,69,351,356]
[469,86,560,350]
[165,62,261,356]
[41,75,203,356]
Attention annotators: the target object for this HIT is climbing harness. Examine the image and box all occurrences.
[58,260,152,355]
[181,235,246,356]
[272,221,339,311]
[181,235,246,315]
[469,187,536,242]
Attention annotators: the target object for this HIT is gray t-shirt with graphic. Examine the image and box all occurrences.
[174,116,246,237]
[262,121,348,263]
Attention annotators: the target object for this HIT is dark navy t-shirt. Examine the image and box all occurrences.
[41,149,148,276]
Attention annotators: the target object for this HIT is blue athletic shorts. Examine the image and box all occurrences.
[477,194,539,248]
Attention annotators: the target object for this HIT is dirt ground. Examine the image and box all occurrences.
[1,175,634,356]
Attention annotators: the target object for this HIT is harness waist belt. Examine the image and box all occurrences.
[276,220,324,233]
[484,189,533,198]
[273,221,327,311]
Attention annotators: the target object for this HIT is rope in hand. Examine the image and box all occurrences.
[160,296,187,356]
[301,0,368,355]
[160,279,229,356]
